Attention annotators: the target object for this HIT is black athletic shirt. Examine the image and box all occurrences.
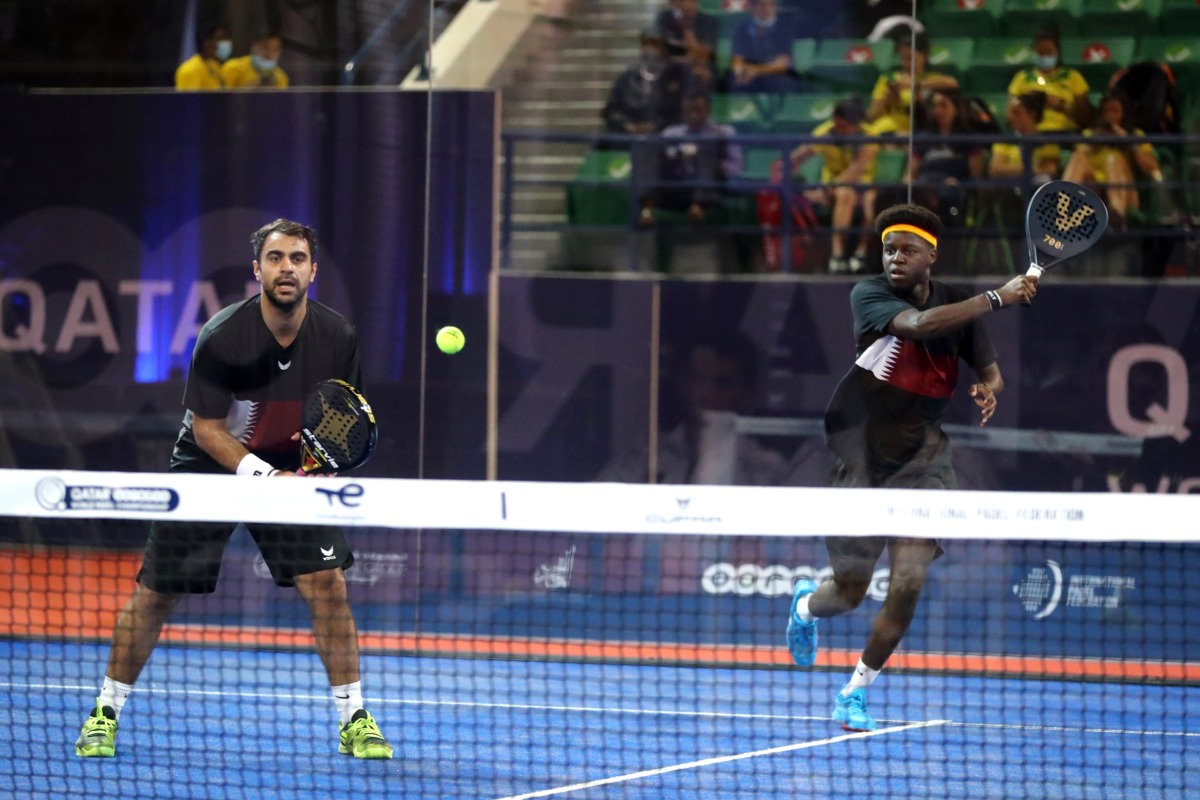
[824,273,996,485]
[169,295,361,474]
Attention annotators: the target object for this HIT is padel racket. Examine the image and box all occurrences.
[1025,180,1108,277]
[299,379,378,475]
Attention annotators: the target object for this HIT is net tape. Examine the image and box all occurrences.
[3,469,1192,543]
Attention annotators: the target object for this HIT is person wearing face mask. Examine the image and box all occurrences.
[221,32,289,89]
[174,23,232,90]
[728,0,801,94]
[601,30,691,141]
[1006,24,1090,132]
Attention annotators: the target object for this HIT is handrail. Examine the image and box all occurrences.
[500,129,1200,274]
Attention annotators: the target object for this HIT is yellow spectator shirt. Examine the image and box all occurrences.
[174,54,225,90]
[220,56,289,88]
[1077,127,1155,182]
[1007,67,1089,132]
[989,139,1063,178]
[869,69,956,132]
[811,119,891,184]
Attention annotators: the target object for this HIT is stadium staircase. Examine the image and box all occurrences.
[497,0,657,270]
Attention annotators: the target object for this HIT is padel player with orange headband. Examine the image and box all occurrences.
[786,203,1039,731]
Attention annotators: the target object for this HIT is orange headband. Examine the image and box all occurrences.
[881,223,937,248]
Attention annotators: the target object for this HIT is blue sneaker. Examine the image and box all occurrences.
[833,685,876,732]
[786,579,818,667]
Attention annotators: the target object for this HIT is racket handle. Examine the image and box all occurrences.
[1026,264,1044,278]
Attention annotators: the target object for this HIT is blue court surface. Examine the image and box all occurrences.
[2,640,1197,799]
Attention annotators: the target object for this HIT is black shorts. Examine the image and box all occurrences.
[137,520,354,594]
[827,453,953,579]
[824,536,943,584]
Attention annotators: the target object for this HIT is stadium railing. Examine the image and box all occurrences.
[500,129,1200,275]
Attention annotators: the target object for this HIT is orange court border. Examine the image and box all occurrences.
[3,546,1196,684]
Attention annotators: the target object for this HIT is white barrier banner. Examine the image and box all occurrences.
[0,470,1194,542]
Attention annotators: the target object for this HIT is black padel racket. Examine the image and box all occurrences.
[1025,180,1108,277]
[299,379,378,475]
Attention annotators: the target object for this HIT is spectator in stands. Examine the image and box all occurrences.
[174,22,232,90]
[597,329,791,486]
[910,88,985,224]
[655,0,718,69]
[1006,24,1090,132]
[729,0,801,94]
[1063,89,1163,230]
[221,31,288,88]
[602,29,691,141]
[640,91,744,226]
[867,30,958,134]
[988,91,1062,184]
[789,98,884,273]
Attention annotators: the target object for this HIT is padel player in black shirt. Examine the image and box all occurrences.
[786,203,1039,731]
[75,219,393,760]
[172,294,360,474]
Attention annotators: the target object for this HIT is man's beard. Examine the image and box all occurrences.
[263,282,304,312]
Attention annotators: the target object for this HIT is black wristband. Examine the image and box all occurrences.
[985,290,1003,311]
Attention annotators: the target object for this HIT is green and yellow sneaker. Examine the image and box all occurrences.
[75,701,118,757]
[338,709,393,759]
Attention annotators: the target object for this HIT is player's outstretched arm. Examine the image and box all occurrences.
[889,276,1038,341]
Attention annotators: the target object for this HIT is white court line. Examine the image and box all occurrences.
[12,681,828,724]
[20,681,1200,738]
[492,720,948,800]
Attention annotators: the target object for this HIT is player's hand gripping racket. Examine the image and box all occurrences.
[1025,180,1108,278]
[299,379,378,475]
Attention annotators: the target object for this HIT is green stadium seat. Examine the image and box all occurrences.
[1159,0,1200,36]
[1137,36,1200,83]
[716,36,732,73]
[710,93,775,132]
[791,38,817,76]
[921,0,1005,39]
[873,149,907,186]
[964,37,1033,94]
[999,0,1083,38]
[1083,0,1162,37]
[743,148,787,181]
[774,93,841,133]
[715,11,748,38]
[926,38,975,81]
[1060,37,1136,88]
[796,152,823,185]
[807,39,894,94]
[744,148,823,181]
[566,150,632,227]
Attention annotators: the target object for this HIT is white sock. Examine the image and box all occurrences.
[792,593,815,624]
[842,660,881,694]
[98,676,134,720]
[332,681,363,725]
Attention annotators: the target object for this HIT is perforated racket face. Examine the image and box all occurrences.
[1026,180,1108,268]
[300,380,378,474]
